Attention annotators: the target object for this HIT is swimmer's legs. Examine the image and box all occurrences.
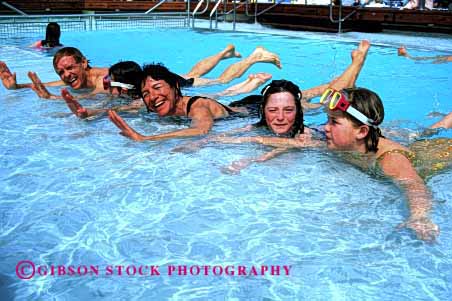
[430,112,452,129]
[183,44,241,78]
[216,46,281,84]
[214,73,272,97]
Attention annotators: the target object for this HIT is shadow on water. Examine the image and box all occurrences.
[0,273,15,301]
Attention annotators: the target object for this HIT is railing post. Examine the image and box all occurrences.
[187,0,191,27]
[233,0,236,31]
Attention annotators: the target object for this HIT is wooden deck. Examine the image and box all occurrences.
[1,1,451,34]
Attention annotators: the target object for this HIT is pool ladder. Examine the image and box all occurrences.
[328,1,358,33]
[191,0,286,31]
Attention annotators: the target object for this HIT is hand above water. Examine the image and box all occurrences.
[62,88,88,118]
[108,110,145,141]
[0,61,17,89]
[28,71,58,99]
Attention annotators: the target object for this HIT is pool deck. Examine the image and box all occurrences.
[1,1,451,34]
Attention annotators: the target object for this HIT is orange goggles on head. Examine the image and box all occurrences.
[320,88,378,128]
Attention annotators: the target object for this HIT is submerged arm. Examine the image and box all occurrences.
[379,152,439,241]
[172,125,254,153]
[212,134,322,149]
[108,106,215,142]
[222,147,288,174]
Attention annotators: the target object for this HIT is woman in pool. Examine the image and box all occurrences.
[210,86,449,242]
[62,60,272,119]
[107,40,371,141]
[30,22,63,49]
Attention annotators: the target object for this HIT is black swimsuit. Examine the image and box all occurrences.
[186,95,263,118]
[175,74,195,88]
[186,96,236,116]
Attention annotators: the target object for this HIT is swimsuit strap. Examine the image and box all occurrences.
[377,149,416,163]
[186,96,234,116]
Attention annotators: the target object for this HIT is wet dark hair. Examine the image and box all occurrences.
[141,63,182,98]
[342,87,384,152]
[53,47,91,70]
[255,79,304,138]
[109,61,143,99]
[42,22,62,48]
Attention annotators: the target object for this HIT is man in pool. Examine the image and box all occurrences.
[0,44,281,99]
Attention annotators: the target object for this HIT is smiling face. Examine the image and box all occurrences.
[54,55,88,89]
[141,76,178,116]
[264,92,297,135]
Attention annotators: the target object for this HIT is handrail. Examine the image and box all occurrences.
[209,0,223,18]
[1,1,27,15]
[245,0,285,18]
[0,12,186,19]
[209,0,223,29]
[329,2,358,33]
[144,0,168,14]
[192,0,209,28]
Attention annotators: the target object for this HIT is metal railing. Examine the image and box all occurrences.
[191,0,210,28]
[0,1,191,37]
[1,1,27,15]
[328,1,357,33]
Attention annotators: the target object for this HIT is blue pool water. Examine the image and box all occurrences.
[1,25,452,300]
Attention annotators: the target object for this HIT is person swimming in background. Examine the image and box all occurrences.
[62,61,272,119]
[0,44,281,99]
[397,45,452,63]
[30,22,63,49]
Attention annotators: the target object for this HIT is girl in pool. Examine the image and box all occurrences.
[106,40,371,141]
[208,85,449,242]
[30,22,63,49]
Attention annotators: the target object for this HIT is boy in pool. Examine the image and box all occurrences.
[0,44,281,99]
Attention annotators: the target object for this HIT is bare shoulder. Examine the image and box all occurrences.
[377,138,410,156]
[190,97,226,118]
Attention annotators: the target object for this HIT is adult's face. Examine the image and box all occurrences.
[54,55,88,90]
[141,76,177,116]
[264,92,297,135]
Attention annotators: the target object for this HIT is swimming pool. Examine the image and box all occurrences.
[1,24,451,300]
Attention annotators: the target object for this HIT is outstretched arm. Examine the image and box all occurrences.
[0,61,64,90]
[62,89,143,119]
[28,72,61,99]
[211,133,322,149]
[379,152,439,242]
[172,125,254,153]
[222,147,288,174]
[108,106,215,141]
